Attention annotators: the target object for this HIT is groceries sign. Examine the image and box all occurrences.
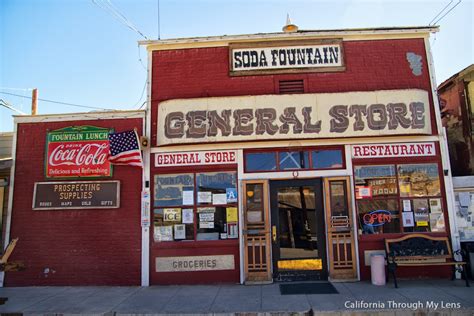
[157,89,431,146]
[46,126,111,178]
[230,40,344,75]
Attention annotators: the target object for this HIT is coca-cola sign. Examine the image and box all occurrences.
[46,126,112,178]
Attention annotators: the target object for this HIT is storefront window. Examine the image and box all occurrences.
[355,163,445,235]
[279,151,310,170]
[246,152,277,172]
[312,149,343,169]
[153,171,238,242]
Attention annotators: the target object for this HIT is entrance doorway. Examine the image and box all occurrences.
[270,179,327,281]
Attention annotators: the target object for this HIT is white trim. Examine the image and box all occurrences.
[237,150,244,284]
[240,169,351,180]
[13,110,145,124]
[140,27,437,51]
[424,38,460,267]
[1,121,18,287]
[150,135,440,154]
[141,49,153,287]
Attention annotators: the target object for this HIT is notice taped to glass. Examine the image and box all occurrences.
[32,180,120,210]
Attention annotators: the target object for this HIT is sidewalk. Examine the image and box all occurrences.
[0,279,473,315]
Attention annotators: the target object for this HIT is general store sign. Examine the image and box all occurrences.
[158,89,431,146]
[230,40,344,75]
[155,150,237,167]
[46,126,111,178]
[352,142,436,159]
[32,180,120,210]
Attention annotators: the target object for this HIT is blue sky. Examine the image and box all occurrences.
[1,0,473,132]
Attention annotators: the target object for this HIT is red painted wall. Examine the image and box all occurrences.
[6,118,143,286]
[151,38,436,146]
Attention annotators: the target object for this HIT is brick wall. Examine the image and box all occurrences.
[5,118,143,286]
[151,38,436,145]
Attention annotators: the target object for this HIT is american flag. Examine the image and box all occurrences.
[108,130,143,167]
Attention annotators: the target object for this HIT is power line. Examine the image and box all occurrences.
[0,92,114,111]
[0,99,27,115]
[91,0,148,39]
[429,0,462,25]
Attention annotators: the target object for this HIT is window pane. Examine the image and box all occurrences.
[402,198,445,233]
[354,165,397,198]
[153,208,194,242]
[279,151,310,170]
[245,152,277,172]
[197,172,237,205]
[246,183,264,223]
[330,181,348,217]
[357,199,400,234]
[154,174,194,207]
[398,164,441,197]
[196,206,237,240]
[312,149,343,169]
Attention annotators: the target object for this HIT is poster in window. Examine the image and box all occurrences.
[356,186,372,199]
[198,207,215,213]
[213,193,227,205]
[429,198,442,213]
[199,212,214,222]
[155,226,173,241]
[200,221,214,229]
[402,212,414,227]
[164,208,181,222]
[247,211,262,223]
[403,200,412,212]
[174,224,186,239]
[430,213,445,232]
[198,191,212,204]
[228,222,238,238]
[226,207,238,222]
[226,188,238,203]
[182,190,194,205]
[182,208,194,224]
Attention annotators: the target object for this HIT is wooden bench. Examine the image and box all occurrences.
[385,234,469,288]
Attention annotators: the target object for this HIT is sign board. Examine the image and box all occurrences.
[158,89,431,146]
[141,190,150,227]
[156,255,235,272]
[32,180,120,210]
[230,40,344,75]
[155,150,237,167]
[46,126,112,178]
[352,142,436,159]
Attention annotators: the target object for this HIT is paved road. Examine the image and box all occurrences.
[0,280,472,315]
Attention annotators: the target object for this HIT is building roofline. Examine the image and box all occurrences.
[139,26,439,49]
[13,109,145,124]
[438,64,474,91]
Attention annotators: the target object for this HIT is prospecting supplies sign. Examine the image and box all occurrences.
[157,89,431,146]
[46,126,112,178]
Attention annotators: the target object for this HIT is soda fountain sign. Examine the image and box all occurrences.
[46,126,112,178]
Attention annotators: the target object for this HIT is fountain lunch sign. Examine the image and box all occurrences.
[157,89,432,146]
[45,126,112,178]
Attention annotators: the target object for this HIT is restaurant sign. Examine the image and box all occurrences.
[230,40,344,75]
[158,89,431,146]
[352,142,436,159]
[46,126,111,178]
[32,180,120,210]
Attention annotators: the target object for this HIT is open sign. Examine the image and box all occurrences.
[363,210,392,227]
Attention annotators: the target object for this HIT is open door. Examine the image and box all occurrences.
[324,177,357,280]
[242,180,272,283]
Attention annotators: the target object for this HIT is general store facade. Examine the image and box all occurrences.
[3,26,457,286]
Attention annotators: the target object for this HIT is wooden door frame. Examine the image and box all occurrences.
[324,176,358,280]
[242,180,272,283]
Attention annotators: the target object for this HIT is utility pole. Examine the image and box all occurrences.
[31,88,38,115]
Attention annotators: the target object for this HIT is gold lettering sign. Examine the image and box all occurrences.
[156,255,235,272]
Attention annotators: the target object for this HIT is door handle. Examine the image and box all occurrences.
[272,225,277,242]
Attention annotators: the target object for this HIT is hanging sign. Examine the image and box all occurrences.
[46,126,112,178]
[352,142,435,159]
[230,40,344,75]
[32,180,120,210]
[158,90,431,146]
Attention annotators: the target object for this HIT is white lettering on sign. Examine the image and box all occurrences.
[352,142,436,159]
[231,44,343,72]
[156,255,235,272]
[155,150,237,167]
